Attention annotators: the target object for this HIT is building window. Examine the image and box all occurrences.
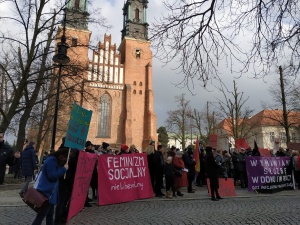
[98,94,111,137]
[135,8,140,21]
[133,81,137,85]
[139,82,142,86]
[139,90,142,95]
[72,37,78,47]
[75,0,80,9]
[133,90,136,94]
[280,132,286,143]
[136,49,140,58]
[269,132,275,143]
[292,133,296,142]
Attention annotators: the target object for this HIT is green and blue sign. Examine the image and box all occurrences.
[64,102,92,150]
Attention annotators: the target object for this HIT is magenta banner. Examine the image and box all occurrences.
[246,156,294,193]
[98,154,154,205]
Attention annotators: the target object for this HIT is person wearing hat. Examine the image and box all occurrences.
[120,144,130,154]
[19,141,38,197]
[99,142,110,155]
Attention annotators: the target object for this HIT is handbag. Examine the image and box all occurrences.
[22,187,48,213]
[174,168,182,177]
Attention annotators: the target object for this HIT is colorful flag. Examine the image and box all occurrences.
[194,137,200,172]
[235,138,250,150]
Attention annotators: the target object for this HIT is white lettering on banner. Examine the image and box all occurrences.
[263,167,287,175]
[259,159,290,167]
[250,160,257,166]
[107,167,146,180]
[107,156,145,168]
[259,175,292,184]
[110,181,144,191]
[252,177,259,183]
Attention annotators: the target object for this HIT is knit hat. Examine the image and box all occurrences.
[121,144,129,151]
[85,141,92,147]
[28,141,35,146]
[102,142,109,149]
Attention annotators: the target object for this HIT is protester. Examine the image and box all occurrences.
[99,142,110,155]
[153,144,165,197]
[164,156,174,199]
[0,131,14,185]
[222,150,233,178]
[31,148,68,225]
[85,141,97,206]
[19,141,38,198]
[238,148,248,188]
[173,151,187,197]
[55,142,79,224]
[276,147,287,157]
[120,144,130,154]
[232,148,240,186]
[204,146,222,201]
[184,148,196,193]
[145,145,155,191]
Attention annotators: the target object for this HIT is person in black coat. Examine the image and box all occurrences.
[204,146,222,201]
[184,149,196,193]
[19,141,38,197]
[153,144,165,197]
[0,131,14,185]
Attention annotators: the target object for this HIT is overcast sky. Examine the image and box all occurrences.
[92,0,277,128]
[0,0,277,144]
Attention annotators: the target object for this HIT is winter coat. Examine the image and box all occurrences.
[0,140,14,168]
[35,156,67,205]
[184,155,196,177]
[164,163,174,178]
[237,152,247,172]
[20,145,38,176]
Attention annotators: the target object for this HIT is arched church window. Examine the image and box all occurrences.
[139,90,142,95]
[98,93,111,137]
[133,81,137,85]
[135,8,140,21]
[133,90,136,94]
[139,82,142,86]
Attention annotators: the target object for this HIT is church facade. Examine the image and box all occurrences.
[52,0,157,151]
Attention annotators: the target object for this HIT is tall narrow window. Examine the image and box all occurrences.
[98,94,111,137]
[135,8,140,21]
[269,132,275,142]
[292,133,296,142]
[75,0,80,9]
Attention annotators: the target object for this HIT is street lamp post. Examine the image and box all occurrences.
[51,10,70,151]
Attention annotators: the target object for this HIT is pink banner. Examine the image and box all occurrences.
[209,134,217,148]
[98,153,154,205]
[67,151,97,223]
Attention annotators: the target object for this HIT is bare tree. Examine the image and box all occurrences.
[266,66,300,144]
[150,0,300,88]
[166,94,192,150]
[0,0,108,152]
[216,80,255,142]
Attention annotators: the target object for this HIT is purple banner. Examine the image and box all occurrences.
[246,156,294,193]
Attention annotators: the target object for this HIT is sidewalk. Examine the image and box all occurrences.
[1,182,299,207]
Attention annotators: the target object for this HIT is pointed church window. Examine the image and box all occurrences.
[72,37,77,47]
[135,8,140,22]
[98,94,111,137]
[75,0,80,9]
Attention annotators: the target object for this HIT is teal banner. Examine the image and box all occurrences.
[64,102,92,150]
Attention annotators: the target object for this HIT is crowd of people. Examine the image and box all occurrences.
[1,128,299,225]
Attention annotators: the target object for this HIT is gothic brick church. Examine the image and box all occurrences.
[52,0,157,151]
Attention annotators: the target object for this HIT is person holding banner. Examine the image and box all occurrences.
[31,148,69,225]
[238,148,248,188]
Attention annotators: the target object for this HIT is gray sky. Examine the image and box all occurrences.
[93,0,275,128]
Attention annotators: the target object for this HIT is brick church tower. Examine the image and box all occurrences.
[53,0,157,151]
